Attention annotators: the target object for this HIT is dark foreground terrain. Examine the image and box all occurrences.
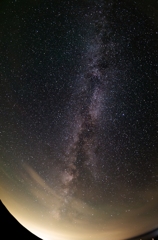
[1,200,157,240]
[0,200,42,240]
[126,228,158,240]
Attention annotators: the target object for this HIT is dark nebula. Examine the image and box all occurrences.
[0,0,158,239]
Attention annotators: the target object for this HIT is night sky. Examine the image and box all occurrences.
[0,0,158,239]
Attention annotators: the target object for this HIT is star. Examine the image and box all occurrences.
[0,1,158,240]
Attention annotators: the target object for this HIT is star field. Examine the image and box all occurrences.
[0,0,158,239]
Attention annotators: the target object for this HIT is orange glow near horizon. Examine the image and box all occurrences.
[1,163,158,240]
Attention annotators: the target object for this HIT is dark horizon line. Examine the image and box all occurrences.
[1,199,157,240]
[125,227,158,240]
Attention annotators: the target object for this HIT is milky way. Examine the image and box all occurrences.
[0,0,158,239]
